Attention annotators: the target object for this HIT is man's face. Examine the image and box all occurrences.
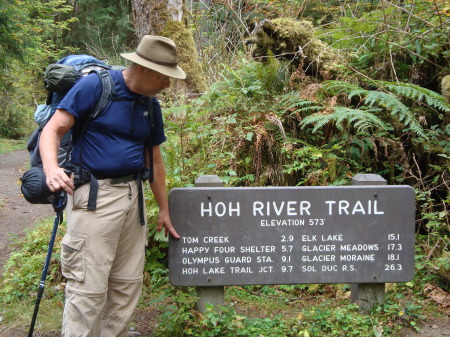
[141,67,171,96]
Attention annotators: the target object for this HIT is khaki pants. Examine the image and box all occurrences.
[61,179,147,337]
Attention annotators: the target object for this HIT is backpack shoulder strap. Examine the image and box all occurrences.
[145,98,156,183]
[89,69,116,120]
[146,97,155,130]
[73,70,114,151]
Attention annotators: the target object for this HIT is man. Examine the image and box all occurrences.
[40,35,183,336]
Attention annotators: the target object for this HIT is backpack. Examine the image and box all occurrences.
[21,55,154,204]
[28,55,114,168]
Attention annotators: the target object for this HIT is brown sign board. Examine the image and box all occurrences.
[168,186,415,287]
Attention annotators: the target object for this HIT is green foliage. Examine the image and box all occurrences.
[301,106,388,134]
[151,282,431,337]
[144,188,171,274]
[150,286,198,336]
[0,138,27,154]
[0,0,75,69]
[376,80,450,114]
[297,78,449,190]
[302,79,450,139]
[0,0,76,138]
[163,58,448,190]
[0,59,48,138]
[296,303,380,336]
[0,220,65,303]
[164,57,294,186]
[163,103,211,186]
[282,138,356,186]
[0,0,25,69]
[414,186,450,288]
[189,1,263,82]
[317,0,450,85]
[60,0,135,58]
[154,296,291,336]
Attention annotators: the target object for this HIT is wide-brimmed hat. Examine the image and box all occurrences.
[121,35,186,79]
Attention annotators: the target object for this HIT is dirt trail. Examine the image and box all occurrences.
[0,149,54,274]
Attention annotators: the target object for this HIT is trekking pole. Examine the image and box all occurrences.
[28,190,67,337]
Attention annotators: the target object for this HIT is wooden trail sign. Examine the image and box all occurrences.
[168,186,415,287]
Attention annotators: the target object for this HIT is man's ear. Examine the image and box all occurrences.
[138,65,146,74]
[139,65,153,75]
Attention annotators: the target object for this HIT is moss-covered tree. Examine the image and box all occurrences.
[130,0,207,94]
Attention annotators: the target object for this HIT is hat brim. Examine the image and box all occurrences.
[121,52,186,79]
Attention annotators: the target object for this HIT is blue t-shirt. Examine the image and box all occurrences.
[57,70,166,177]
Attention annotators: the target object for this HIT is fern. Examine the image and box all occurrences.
[274,92,309,109]
[300,106,387,133]
[315,80,442,138]
[374,80,450,113]
[272,92,323,115]
[300,112,336,132]
[363,91,426,138]
[321,81,361,95]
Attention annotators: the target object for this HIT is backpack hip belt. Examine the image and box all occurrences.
[72,165,147,226]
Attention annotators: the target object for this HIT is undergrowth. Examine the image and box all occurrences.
[1,197,446,336]
[143,268,439,337]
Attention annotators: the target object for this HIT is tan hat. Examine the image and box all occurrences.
[121,35,186,79]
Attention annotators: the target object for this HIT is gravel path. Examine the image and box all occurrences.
[0,149,54,275]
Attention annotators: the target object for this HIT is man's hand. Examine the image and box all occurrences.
[44,166,74,195]
[156,208,180,239]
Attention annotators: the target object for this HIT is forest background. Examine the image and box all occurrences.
[0,0,449,336]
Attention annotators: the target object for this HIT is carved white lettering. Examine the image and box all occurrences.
[214,246,235,254]
[322,265,338,272]
[203,236,230,244]
[182,237,199,244]
[230,266,253,273]
[321,234,343,241]
[302,255,336,262]
[256,256,273,263]
[252,201,311,216]
[302,245,336,252]
[260,219,305,226]
[200,202,241,217]
[259,266,274,273]
[181,247,209,254]
[325,200,385,215]
[301,235,317,241]
[340,244,379,251]
[224,256,252,263]
[203,267,225,274]
[240,245,276,253]
[340,254,375,261]
[182,257,220,264]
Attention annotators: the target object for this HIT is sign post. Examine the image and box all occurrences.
[193,175,225,313]
[351,174,387,310]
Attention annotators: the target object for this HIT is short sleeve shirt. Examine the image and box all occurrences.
[57,70,166,177]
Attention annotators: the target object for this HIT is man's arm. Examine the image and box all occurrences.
[150,145,180,239]
[40,109,75,194]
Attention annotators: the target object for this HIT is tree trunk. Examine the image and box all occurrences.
[130,0,207,94]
